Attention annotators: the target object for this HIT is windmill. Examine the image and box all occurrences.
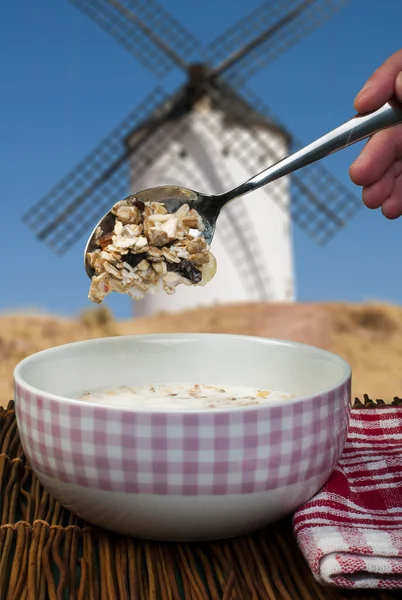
[23,0,361,317]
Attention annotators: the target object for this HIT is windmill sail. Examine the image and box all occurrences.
[22,0,359,316]
[68,0,199,76]
[22,87,171,254]
[206,0,348,84]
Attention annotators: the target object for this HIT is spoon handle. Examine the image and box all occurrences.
[219,98,402,204]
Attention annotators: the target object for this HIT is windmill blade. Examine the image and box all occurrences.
[68,0,199,77]
[206,0,348,84]
[22,87,175,255]
[288,158,360,246]
[207,82,361,245]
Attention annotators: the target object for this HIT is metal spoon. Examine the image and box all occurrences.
[84,98,402,278]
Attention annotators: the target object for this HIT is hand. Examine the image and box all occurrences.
[349,50,402,219]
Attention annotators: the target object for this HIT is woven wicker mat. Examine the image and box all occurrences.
[1,396,402,600]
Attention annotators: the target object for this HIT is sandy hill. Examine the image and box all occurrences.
[1,301,401,403]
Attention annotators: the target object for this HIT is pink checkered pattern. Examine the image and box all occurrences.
[294,407,402,589]
[14,379,350,496]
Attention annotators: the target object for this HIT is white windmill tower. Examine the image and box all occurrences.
[127,67,294,316]
[23,0,361,318]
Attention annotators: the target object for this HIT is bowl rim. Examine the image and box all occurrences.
[13,333,351,413]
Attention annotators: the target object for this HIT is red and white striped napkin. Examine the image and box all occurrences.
[293,406,402,589]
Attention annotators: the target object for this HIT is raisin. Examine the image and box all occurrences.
[168,259,202,284]
[124,252,147,269]
[133,200,145,212]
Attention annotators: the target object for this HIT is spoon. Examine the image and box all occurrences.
[85,97,402,278]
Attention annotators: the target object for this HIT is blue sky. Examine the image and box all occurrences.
[1,0,402,320]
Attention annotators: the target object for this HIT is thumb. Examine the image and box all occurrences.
[396,72,402,102]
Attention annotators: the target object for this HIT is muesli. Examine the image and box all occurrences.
[79,383,295,410]
[87,197,216,303]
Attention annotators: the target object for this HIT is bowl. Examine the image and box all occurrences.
[14,333,351,541]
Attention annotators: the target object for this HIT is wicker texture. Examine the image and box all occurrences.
[1,398,401,600]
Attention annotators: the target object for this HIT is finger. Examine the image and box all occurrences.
[362,160,402,210]
[354,49,402,113]
[381,173,402,219]
[349,125,402,186]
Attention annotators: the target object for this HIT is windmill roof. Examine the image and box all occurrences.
[125,76,291,146]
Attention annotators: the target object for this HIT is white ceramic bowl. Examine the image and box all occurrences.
[14,334,351,541]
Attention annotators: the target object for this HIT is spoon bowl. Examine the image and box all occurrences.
[84,185,222,279]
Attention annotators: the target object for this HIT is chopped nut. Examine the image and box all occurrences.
[160,217,178,239]
[182,209,200,228]
[189,384,202,398]
[143,205,152,218]
[87,252,105,273]
[189,252,209,266]
[174,247,190,260]
[98,232,114,249]
[148,227,169,247]
[111,200,142,224]
[111,199,132,211]
[187,237,206,254]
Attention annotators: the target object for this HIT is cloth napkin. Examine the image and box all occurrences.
[293,406,402,589]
